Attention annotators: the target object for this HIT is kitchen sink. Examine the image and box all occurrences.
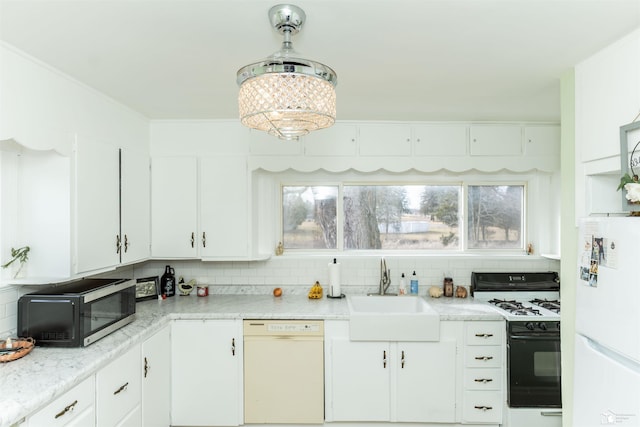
[347,295,440,341]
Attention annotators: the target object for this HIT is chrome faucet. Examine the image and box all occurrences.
[378,258,393,295]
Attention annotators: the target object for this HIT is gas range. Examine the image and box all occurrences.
[471,272,561,322]
[470,271,562,426]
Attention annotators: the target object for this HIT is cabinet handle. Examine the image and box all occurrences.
[474,356,494,361]
[116,234,121,254]
[124,234,129,253]
[383,350,387,368]
[54,400,78,419]
[401,350,405,368]
[475,333,494,338]
[231,338,235,356]
[113,382,129,395]
[144,357,149,378]
[202,232,206,248]
[474,378,493,384]
[191,232,195,248]
[474,405,493,411]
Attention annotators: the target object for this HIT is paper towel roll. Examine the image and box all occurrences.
[328,259,341,297]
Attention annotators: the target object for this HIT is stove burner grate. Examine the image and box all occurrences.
[488,299,542,316]
[530,299,561,314]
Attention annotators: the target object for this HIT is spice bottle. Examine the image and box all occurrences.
[443,277,454,297]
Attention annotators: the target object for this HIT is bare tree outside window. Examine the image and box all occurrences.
[467,185,524,249]
[282,186,337,249]
[343,185,460,250]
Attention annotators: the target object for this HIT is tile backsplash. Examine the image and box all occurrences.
[0,255,560,338]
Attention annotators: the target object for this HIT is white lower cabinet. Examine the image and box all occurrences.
[462,320,505,425]
[27,376,95,427]
[141,325,171,427]
[325,320,462,423]
[171,319,243,426]
[96,344,142,427]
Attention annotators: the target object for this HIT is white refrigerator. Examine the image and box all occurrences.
[574,217,640,426]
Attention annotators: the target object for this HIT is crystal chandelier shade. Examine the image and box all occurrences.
[236,4,337,141]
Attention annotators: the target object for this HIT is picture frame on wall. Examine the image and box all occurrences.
[135,276,160,301]
[619,121,640,212]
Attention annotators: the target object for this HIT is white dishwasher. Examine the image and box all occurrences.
[243,319,324,424]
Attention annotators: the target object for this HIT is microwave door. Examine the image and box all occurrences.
[21,298,78,346]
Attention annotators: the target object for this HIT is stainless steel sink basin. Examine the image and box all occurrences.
[347,295,440,341]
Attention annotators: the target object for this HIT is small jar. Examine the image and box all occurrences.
[197,285,209,297]
[443,277,454,297]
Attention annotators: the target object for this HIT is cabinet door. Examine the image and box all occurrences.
[199,156,248,259]
[75,138,120,273]
[469,125,522,156]
[359,124,412,156]
[96,344,141,427]
[171,320,242,426]
[303,123,358,156]
[329,337,390,421]
[395,340,457,423]
[150,157,198,258]
[120,147,150,264]
[141,325,170,427]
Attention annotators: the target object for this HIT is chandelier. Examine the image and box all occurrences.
[236,4,338,141]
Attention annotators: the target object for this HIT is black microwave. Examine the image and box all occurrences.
[18,278,136,347]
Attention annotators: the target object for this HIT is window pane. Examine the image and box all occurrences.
[343,185,460,250]
[282,186,337,249]
[467,185,524,249]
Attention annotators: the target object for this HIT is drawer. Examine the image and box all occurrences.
[465,321,504,346]
[28,376,95,427]
[465,345,503,368]
[464,368,502,390]
[96,345,141,427]
[462,391,503,424]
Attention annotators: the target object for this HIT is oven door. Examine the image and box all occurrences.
[507,331,561,407]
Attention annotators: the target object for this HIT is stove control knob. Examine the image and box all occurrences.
[525,322,535,330]
[538,322,547,331]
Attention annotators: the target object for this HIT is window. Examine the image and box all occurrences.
[467,185,524,249]
[281,182,525,252]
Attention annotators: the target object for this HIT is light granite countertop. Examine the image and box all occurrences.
[0,294,502,427]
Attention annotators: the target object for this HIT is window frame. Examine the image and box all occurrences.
[278,175,530,255]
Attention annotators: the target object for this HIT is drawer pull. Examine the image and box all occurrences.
[474,378,493,384]
[474,356,494,361]
[474,405,493,411]
[54,400,78,419]
[113,382,129,395]
[475,333,494,338]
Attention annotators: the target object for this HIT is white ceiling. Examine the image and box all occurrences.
[1,0,639,122]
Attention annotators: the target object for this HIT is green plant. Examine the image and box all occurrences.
[617,173,638,191]
[2,246,30,271]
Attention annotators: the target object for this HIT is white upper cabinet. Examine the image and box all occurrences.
[359,124,412,156]
[74,137,120,273]
[523,125,560,157]
[200,156,249,259]
[303,123,358,156]
[576,29,640,165]
[413,124,468,156]
[75,139,150,273]
[120,146,150,265]
[151,157,198,258]
[469,124,522,156]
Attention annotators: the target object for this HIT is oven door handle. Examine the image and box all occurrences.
[541,410,563,417]
[509,334,560,341]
